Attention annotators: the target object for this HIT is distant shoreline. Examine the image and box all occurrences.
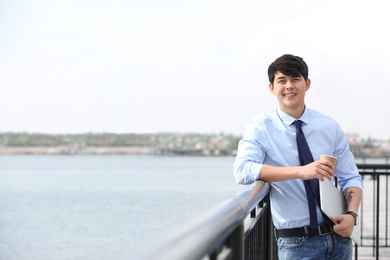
[0,146,153,155]
[1,132,389,158]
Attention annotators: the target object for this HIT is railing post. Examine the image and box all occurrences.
[266,202,278,260]
[376,173,380,260]
[230,223,244,260]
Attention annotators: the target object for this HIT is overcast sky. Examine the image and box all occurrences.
[1,0,389,140]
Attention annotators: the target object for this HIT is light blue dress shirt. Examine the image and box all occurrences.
[233,107,363,229]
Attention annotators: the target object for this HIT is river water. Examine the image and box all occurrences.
[0,155,243,260]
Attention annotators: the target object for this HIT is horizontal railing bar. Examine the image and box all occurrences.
[357,164,390,171]
[125,181,270,260]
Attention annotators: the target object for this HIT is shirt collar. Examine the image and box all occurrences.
[276,106,309,126]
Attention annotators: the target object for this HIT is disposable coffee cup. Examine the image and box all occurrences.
[320,155,337,166]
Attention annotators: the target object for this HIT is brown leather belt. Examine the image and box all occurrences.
[275,223,333,238]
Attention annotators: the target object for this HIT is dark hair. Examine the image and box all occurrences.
[267,54,309,84]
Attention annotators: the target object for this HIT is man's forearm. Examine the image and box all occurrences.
[259,164,300,182]
[344,186,362,213]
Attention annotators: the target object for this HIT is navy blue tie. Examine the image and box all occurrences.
[294,120,319,229]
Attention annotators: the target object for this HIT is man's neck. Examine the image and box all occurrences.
[280,105,305,119]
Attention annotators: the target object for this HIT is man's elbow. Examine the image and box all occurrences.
[233,166,253,185]
[234,174,247,185]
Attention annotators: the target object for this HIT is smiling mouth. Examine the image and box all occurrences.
[284,93,296,97]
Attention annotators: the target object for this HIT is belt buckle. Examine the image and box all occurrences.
[318,224,332,236]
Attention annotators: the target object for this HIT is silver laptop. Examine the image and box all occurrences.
[320,179,361,246]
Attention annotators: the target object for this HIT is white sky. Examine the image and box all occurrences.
[1,0,389,140]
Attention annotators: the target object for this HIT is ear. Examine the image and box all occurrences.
[269,83,275,94]
[305,78,311,91]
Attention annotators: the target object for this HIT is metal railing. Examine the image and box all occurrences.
[356,163,390,260]
[128,181,272,260]
[129,163,390,260]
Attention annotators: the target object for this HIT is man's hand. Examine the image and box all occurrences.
[299,160,335,181]
[331,214,355,237]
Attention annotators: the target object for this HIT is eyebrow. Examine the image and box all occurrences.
[276,75,301,80]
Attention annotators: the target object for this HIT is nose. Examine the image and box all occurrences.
[285,80,294,89]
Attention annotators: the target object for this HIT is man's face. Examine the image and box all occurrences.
[269,71,311,116]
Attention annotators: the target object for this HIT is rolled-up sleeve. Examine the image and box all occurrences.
[334,129,363,191]
[233,122,266,185]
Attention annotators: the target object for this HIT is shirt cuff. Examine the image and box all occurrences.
[253,163,263,182]
[342,178,363,192]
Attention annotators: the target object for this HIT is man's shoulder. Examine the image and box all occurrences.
[307,108,338,124]
[251,109,278,123]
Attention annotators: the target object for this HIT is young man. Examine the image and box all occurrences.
[233,54,362,259]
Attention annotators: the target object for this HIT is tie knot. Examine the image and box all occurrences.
[294,120,303,130]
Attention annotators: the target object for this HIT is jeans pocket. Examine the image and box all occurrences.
[277,236,306,249]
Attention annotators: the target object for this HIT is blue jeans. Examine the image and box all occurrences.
[277,233,352,260]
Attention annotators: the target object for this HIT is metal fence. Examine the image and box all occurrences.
[128,181,271,260]
[129,163,390,260]
[356,164,390,260]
